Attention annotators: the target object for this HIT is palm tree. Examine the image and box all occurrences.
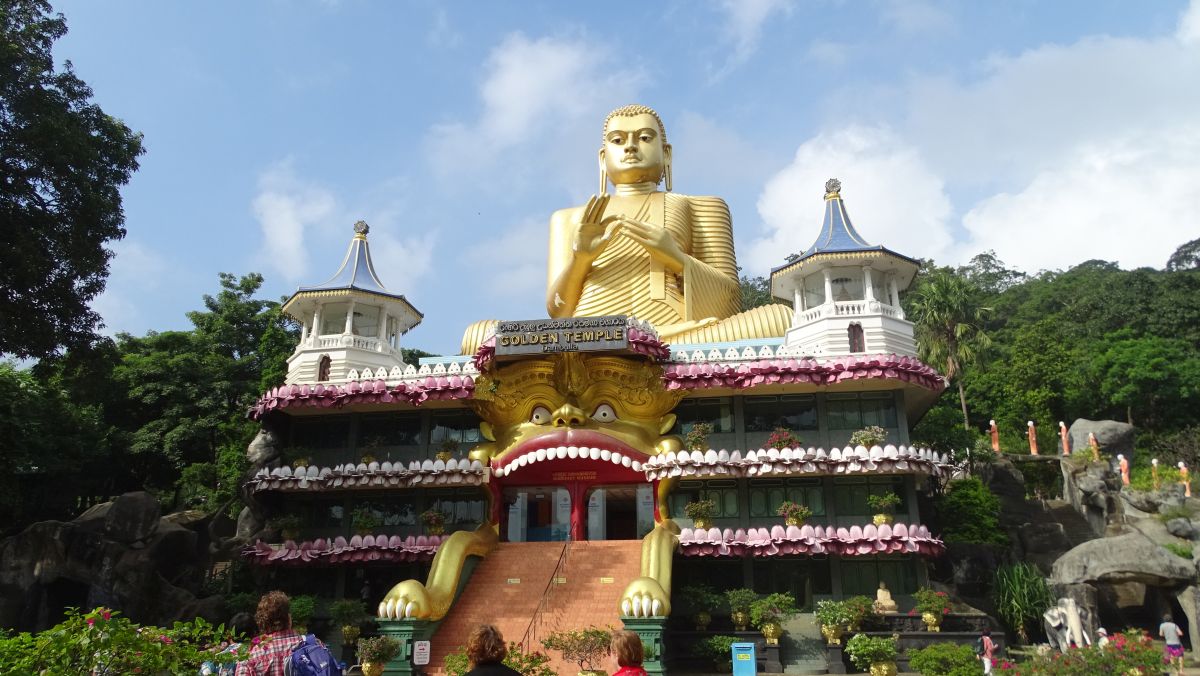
[908,268,992,430]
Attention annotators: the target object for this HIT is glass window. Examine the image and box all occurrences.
[428,492,486,528]
[320,302,348,335]
[826,393,898,431]
[291,416,351,450]
[744,395,818,433]
[840,557,918,596]
[673,398,734,434]
[670,480,738,523]
[430,411,483,446]
[504,486,570,542]
[748,478,824,518]
[351,304,380,337]
[587,485,654,541]
[833,477,906,517]
[358,413,422,448]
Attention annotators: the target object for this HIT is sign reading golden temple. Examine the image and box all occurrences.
[494,315,629,356]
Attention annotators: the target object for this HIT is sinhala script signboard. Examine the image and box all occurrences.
[494,315,629,357]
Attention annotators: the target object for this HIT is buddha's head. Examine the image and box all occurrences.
[600,104,672,191]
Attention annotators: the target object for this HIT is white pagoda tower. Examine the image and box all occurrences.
[770,179,919,357]
[281,221,423,384]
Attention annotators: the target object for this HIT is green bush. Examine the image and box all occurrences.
[843,595,877,628]
[1001,629,1159,674]
[1156,504,1195,523]
[700,635,739,671]
[993,563,1053,644]
[541,626,611,672]
[749,592,798,627]
[1164,542,1194,559]
[0,607,244,674]
[288,595,317,629]
[844,633,897,670]
[908,642,978,676]
[1010,457,1062,499]
[444,642,556,676]
[909,401,977,452]
[679,584,723,614]
[725,588,758,613]
[936,477,1008,545]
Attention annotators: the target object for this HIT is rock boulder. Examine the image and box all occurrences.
[1051,532,1194,587]
[1068,419,1135,461]
[103,492,161,545]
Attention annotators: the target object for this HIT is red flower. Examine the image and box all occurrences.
[102,610,112,620]
[86,618,95,626]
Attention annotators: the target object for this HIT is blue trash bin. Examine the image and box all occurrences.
[732,642,756,676]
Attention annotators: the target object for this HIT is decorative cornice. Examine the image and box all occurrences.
[677,522,944,558]
[662,352,944,392]
[243,533,444,566]
[248,458,488,493]
[644,444,951,480]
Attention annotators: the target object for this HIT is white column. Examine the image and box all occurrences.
[311,308,322,344]
[794,288,803,312]
[300,317,308,343]
[379,308,389,352]
[863,266,876,302]
[343,299,356,334]
[822,269,833,306]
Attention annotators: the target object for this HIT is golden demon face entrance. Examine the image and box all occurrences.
[470,352,682,541]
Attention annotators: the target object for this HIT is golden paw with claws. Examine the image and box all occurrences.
[620,577,671,618]
[378,579,433,619]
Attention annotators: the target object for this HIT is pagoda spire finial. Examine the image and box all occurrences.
[353,220,370,239]
[824,178,842,200]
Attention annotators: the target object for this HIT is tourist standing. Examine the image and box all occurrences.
[610,630,647,676]
[976,628,996,675]
[1160,614,1185,676]
[235,591,304,676]
[463,625,521,676]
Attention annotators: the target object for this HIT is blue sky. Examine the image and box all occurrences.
[53,0,1200,355]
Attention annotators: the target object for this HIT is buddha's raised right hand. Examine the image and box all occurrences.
[572,194,622,262]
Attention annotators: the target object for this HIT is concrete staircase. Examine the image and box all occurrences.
[781,613,828,675]
[427,540,643,675]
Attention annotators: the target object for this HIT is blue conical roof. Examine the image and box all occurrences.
[299,220,391,295]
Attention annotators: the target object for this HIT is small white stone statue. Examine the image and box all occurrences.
[874,581,898,614]
[1043,597,1092,652]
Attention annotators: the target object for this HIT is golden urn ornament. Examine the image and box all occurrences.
[360,663,384,676]
[761,621,783,646]
[870,661,899,676]
[731,610,751,632]
[820,624,844,646]
[922,611,942,632]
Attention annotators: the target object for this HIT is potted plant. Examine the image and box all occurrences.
[680,584,723,631]
[764,427,802,450]
[725,588,758,631]
[360,453,377,464]
[749,592,798,646]
[844,595,877,632]
[288,594,317,634]
[845,632,899,676]
[776,500,812,527]
[329,599,366,645]
[541,626,611,676]
[814,599,852,645]
[849,425,888,448]
[358,635,401,676]
[684,421,714,452]
[867,492,901,525]
[437,437,459,462]
[912,587,952,632]
[268,513,304,541]
[684,499,717,529]
[700,635,739,672]
[420,508,448,536]
[351,505,380,535]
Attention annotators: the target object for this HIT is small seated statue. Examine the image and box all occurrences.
[873,581,898,614]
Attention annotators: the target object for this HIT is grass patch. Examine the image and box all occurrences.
[1163,542,1194,559]
[1156,504,1195,523]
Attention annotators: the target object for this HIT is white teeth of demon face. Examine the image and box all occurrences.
[490,446,644,478]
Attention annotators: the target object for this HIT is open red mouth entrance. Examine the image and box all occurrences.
[487,429,656,541]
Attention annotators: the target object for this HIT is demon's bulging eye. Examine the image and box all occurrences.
[531,406,552,425]
[591,403,617,422]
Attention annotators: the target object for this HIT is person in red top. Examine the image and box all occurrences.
[610,630,648,676]
[977,628,997,675]
[236,591,304,676]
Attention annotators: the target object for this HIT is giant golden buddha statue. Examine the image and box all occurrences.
[461,104,791,354]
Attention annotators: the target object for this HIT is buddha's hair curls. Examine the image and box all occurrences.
[603,104,667,143]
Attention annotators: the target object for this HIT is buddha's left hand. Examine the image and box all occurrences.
[619,217,685,273]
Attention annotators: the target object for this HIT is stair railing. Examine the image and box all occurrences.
[521,538,572,649]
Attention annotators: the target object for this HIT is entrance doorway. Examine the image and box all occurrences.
[586,485,655,540]
[503,486,570,542]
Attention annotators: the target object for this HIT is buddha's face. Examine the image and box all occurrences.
[603,112,669,186]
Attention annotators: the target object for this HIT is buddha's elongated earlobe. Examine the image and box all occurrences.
[598,148,609,195]
[663,144,673,192]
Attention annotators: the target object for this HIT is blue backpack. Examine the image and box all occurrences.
[284,634,345,676]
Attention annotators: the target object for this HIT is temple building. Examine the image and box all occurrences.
[243,105,947,675]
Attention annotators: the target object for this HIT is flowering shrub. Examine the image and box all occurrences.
[843,595,877,628]
[445,641,556,676]
[908,642,978,676]
[911,587,952,616]
[684,499,717,522]
[684,422,714,451]
[775,500,812,523]
[844,633,897,670]
[1000,629,1160,674]
[849,425,888,447]
[765,427,802,449]
[0,607,245,674]
[420,509,448,528]
[814,599,853,628]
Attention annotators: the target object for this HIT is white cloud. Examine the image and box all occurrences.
[711,0,794,79]
[461,218,546,301]
[251,161,337,283]
[878,0,956,38]
[745,125,954,273]
[431,33,646,193]
[365,228,438,298]
[958,127,1200,272]
[1180,0,1200,44]
[93,239,172,334]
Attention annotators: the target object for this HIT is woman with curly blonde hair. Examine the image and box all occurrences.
[464,624,520,676]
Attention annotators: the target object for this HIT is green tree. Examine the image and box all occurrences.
[1167,237,1200,272]
[0,0,144,358]
[907,268,992,430]
[739,272,774,310]
[1095,330,1200,427]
